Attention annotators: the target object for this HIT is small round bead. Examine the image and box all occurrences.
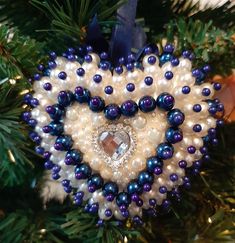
[178,160,187,168]
[88,174,104,191]
[213,83,222,91]
[76,68,85,77]
[49,51,57,59]
[58,71,67,80]
[144,76,153,86]
[105,209,112,217]
[100,52,108,59]
[75,163,92,179]
[58,90,74,107]
[165,127,183,144]
[116,192,131,207]
[156,143,174,160]
[43,82,52,91]
[159,186,167,194]
[156,93,175,111]
[37,64,44,71]
[187,146,196,154]
[148,55,157,65]
[103,182,118,197]
[165,71,173,80]
[146,156,163,173]
[144,46,153,55]
[84,55,92,63]
[34,73,41,81]
[48,61,57,69]
[121,100,138,117]
[93,74,102,83]
[139,96,156,113]
[104,104,121,120]
[44,160,54,170]
[149,198,156,206]
[182,86,191,94]
[138,171,154,186]
[170,173,178,182]
[30,98,39,107]
[154,167,162,175]
[104,85,113,95]
[202,64,211,73]
[127,54,135,63]
[192,69,201,78]
[118,57,125,65]
[126,63,134,71]
[127,181,142,194]
[171,57,179,66]
[167,109,185,126]
[193,124,202,132]
[89,96,105,112]
[126,83,135,92]
[182,50,191,58]
[100,61,111,70]
[74,86,91,103]
[216,119,224,127]
[164,44,174,53]
[115,66,123,74]
[217,103,224,112]
[193,104,202,112]
[202,88,211,96]
[86,46,93,53]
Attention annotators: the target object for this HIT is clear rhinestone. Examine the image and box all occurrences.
[99,131,130,160]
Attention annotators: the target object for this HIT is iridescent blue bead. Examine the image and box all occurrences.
[67,47,75,54]
[193,104,202,112]
[65,149,82,165]
[100,52,108,60]
[178,160,187,168]
[37,64,44,71]
[182,50,191,58]
[144,46,153,55]
[208,106,217,115]
[193,124,202,132]
[57,90,74,107]
[67,54,75,61]
[48,121,63,136]
[213,83,221,91]
[104,86,113,95]
[103,182,118,197]
[84,54,92,63]
[104,104,121,120]
[170,173,178,181]
[75,163,91,179]
[55,135,73,151]
[48,61,57,69]
[97,219,104,227]
[171,57,179,66]
[89,96,105,112]
[46,104,65,121]
[64,186,72,193]
[35,146,44,155]
[148,56,157,65]
[192,69,201,78]
[165,127,183,144]
[144,76,153,86]
[74,86,91,103]
[200,146,208,154]
[164,44,174,53]
[121,100,138,117]
[149,198,156,206]
[100,61,110,70]
[187,146,196,154]
[165,71,173,80]
[116,192,131,207]
[88,174,104,192]
[159,186,167,194]
[43,82,52,91]
[52,172,60,180]
[212,138,219,146]
[139,96,156,112]
[28,118,37,127]
[127,180,142,194]
[44,160,54,170]
[160,53,171,64]
[138,171,154,186]
[156,143,174,160]
[89,203,99,213]
[156,93,175,111]
[33,135,41,144]
[93,74,102,83]
[126,63,134,71]
[23,93,33,104]
[76,68,85,77]
[62,179,70,187]
[126,83,135,92]
[58,71,67,80]
[146,156,163,173]
[182,86,191,94]
[202,88,211,96]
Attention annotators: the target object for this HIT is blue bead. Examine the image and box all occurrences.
[121,100,138,117]
[182,50,191,58]
[49,51,57,59]
[23,93,33,104]
[67,47,76,54]
[148,56,157,65]
[144,76,153,86]
[65,149,82,164]
[165,71,173,80]
[146,156,163,173]
[159,186,167,194]
[171,57,179,66]
[115,66,123,74]
[193,104,202,112]
[48,61,57,69]
[118,57,125,65]
[44,160,54,170]
[127,54,135,63]
[34,73,41,81]
[75,163,91,179]
[100,52,108,59]
[156,143,174,160]
[58,71,67,80]
[156,93,175,111]
[138,171,154,186]
[104,104,121,120]
[84,55,92,63]
[149,198,157,206]
[43,82,52,91]
[127,181,142,194]
[202,64,211,73]
[30,98,39,107]
[103,182,118,196]
[52,173,60,180]
[178,160,187,168]
[105,209,112,217]
[37,64,44,71]
[46,104,65,121]
[165,127,183,144]
[35,146,44,155]
[164,44,174,53]
[93,74,102,83]
[116,192,131,206]
[28,119,37,127]
[170,173,178,181]
[88,174,104,190]
[167,109,185,126]
[22,111,31,122]
[89,96,105,112]
[62,179,70,187]
[182,86,191,94]
[139,96,156,112]
[213,83,221,91]
[187,146,196,154]
[126,63,134,71]
[74,86,91,103]
[86,46,93,53]
[58,90,74,107]
[48,121,64,135]
[76,68,85,77]
[192,69,201,78]
[202,88,211,96]
[193,124,202,132]
[55,135,73,151]
[67,54,75,61]
[100,61,110,70]
[104,86,113,95]
[160,53,172,64]
[126,83,135,92]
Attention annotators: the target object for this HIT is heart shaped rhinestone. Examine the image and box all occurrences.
[25,45,223,222]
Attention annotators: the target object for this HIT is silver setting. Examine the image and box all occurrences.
[92,123,137,171]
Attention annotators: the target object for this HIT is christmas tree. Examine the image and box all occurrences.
[0,0,234,242]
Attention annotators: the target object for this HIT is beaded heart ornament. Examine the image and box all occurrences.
[23,44,223,225]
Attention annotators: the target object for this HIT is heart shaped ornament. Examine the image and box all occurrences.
[24,45,223,223]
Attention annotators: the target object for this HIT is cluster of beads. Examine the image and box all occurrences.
[23,43,223,225]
